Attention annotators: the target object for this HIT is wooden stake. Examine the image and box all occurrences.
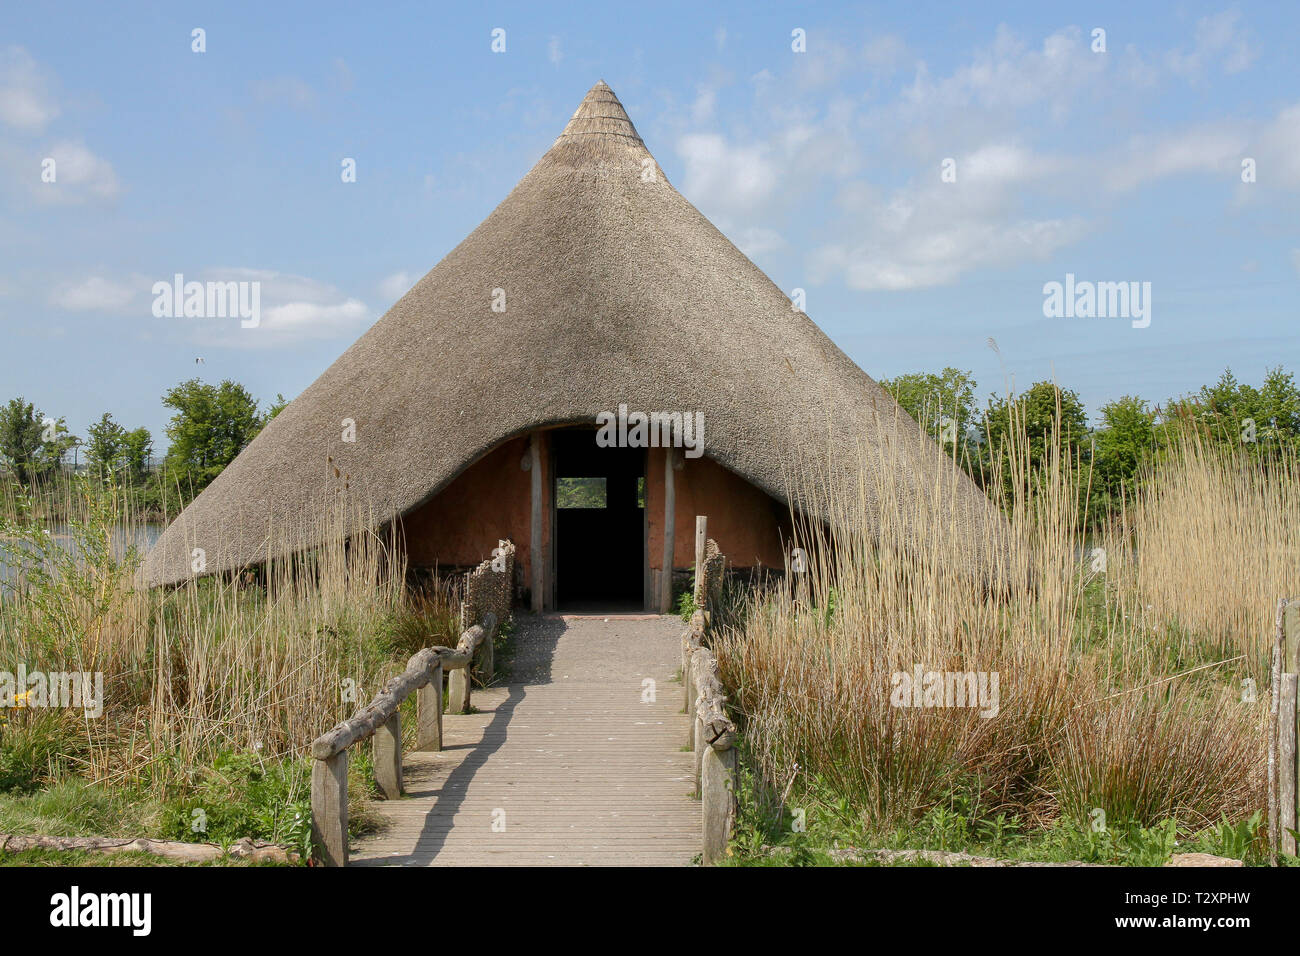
[311,751,348,867]
[660,448,676,612]
[372,712,403,799]
[417,661,443,752]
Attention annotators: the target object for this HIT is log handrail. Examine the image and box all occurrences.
[681,517,738,864]
[310,617,494,760]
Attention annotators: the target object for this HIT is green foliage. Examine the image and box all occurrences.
[85,412,153,485]
[0,476,140,661]
[159,751,312,860]
[676,586,696,622]
[880,367,978,462]
[0,398,76,484]
[0,711,81,794]
[161,378,270,495]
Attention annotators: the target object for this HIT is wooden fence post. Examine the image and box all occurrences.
[693,516,707,606]
[660,448,676,612]
[478,616,495,683]
[417,661,443,751]
[372,712,403,799]
[311,751,348,867]
[701,745,738,864]
[1280,673,1298,857]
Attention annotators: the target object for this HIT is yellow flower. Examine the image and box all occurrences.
[13,690,33,709]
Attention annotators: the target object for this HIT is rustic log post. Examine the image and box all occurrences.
[693,515,707,607]
[478,615,496,683]
[417,661,443,752]
[701,744,738,864]
[448,664,471,714]
[311,751,348,867]
[1280,673,1298,858]
[372,711,403,799]
[1271,600,1285,861]
[530,432,544,612]
[660,448,676,612]
[693,712,706,795]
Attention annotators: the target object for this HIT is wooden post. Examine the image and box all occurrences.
[448,664,471,714]
[417,661,443,751]
[478,619,495,683]
[660,448,676,613]
[693,515,707,607]
[372,711,403,799]
[311,751,348,867]
[530,432,544,612]
[693,713,706,795]
[701,745,738,864]
[1280,673,1298,857]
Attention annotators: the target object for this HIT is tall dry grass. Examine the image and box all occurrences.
[0,479,457,791]
[716,401,1277,835]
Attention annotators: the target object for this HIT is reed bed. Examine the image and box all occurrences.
[716,403,1281,837]
[0,479,458,794]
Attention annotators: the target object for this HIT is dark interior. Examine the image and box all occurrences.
[552,428,645,609]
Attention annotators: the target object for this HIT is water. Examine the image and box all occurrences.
[0,523,164,585]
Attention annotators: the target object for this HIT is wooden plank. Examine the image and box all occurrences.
[350,615,700,867]
[311,752,348,867]
[660,449,676,612]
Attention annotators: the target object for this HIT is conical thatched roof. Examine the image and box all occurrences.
[142,81,1003,587]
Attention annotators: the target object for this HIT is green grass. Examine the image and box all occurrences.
[723,759,1279,867]
[0,848,279,866]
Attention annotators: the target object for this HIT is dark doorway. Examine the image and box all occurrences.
[552,428,645,609]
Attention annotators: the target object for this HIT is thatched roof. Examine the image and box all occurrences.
[142,81,1002,587]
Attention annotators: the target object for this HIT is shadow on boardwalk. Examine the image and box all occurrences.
[350,613,700,867]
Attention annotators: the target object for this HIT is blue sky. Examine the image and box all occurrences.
[1,1,1297,450]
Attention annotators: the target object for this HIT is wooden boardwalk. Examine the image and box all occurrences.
[350,613,700,866]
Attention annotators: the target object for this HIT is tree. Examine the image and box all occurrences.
[85,412,127,479]
[977,382,1090,496]
[1092,396,1156,498]
[0,397,76,484]
[120,427,153,485]
[161,379,264,494]
[880,367,979,462]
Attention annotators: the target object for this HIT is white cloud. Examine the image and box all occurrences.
[1165,9,1256,79]
[37,140,120,202]
[378,271,413,301]
[189,269,370,348]
[677,133,778,215]
[50,275,141,311]
[0,46,58,131]
[548,37,563,66]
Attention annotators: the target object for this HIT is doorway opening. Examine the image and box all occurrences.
[552,428,645,610]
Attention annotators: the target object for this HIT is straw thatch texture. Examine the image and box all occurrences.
[143,81,1002,586]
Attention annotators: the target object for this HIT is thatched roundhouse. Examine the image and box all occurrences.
[142,81,1002,610]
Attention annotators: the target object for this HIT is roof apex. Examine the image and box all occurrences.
[555,80,644,147]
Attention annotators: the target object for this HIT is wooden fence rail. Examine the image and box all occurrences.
[310,613,497,867]
[682,515,739,864]
[309,539,515,866]
[1270,596,1300,863]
